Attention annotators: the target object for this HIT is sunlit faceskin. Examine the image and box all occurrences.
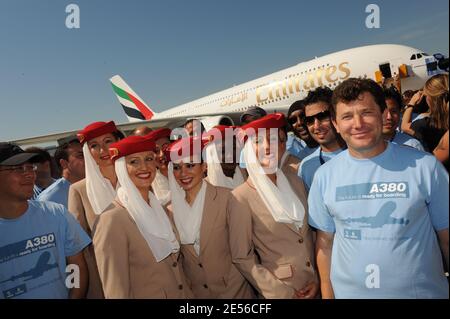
[0,163,36,202]
[154,137,171,177]
[125,151,158,197]
[333,92,386,159]
[251,129,287,173]
[288,109,311,141]
[217,138,239,178]
[87,133,118,168]
[172,158,206,195]
[305,102,339,152]
[382,98,401,139]
[62,142,85,182]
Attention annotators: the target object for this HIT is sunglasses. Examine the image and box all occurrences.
[304,110,331,126]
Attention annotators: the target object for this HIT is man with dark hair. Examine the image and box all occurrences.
[240,106,267,125]
[309,78,448,298]
[298,87,346,191]
[286,100,318,161]
[382,87,424,151]
[25,147,56,199]
[37,136,85,208]
[184,118,205,137]
[0,142,90,298]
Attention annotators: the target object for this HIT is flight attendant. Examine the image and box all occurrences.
[203,125,245,189]
[68,121,124,298]
[227,113,319,299]
[146,128,172,205]
[93,135,192,298]
[166,136,255,298]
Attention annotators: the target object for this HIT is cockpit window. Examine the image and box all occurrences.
[417,53,422,59]
[410,54,416,60]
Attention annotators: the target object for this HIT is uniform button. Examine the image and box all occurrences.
[203,284,208,289]
[178,284,183,290]
[198,263,203,268]
[172,262,177,267]
[298,237,304,244]
[306,261,311,267]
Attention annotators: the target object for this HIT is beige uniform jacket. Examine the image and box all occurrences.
[167,182,255,299]
[227,157,318,299]
[93,200,193,299]
[67,179,104,299]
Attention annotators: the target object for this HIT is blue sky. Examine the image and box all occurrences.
[1,0,448,141]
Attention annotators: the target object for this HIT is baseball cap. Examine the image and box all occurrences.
[0,142,40,166]
[239,106,267,124]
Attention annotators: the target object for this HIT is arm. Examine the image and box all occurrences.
[437,229,449,272]
[93,212,131,298]
[315,230,335,299]
[401,91,423,136]
[433,131,449,164]
[227,193,296,299]
[66,251,88,299]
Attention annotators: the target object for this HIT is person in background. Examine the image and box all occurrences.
[434,130,449,172]
[204,125,245,189]
[132,126,153,136]
[37,135,85,208]
[401,74,448,152]
[298,87,346,191]
[94,135,192,298]
[0,142,90,299]
[25,147,56,200]
[382,87,425,151]
[286,100,318,161]
[146,128,172,205]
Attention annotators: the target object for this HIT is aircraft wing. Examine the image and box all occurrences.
[9,112,243,148]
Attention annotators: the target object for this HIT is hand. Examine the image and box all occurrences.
[293,281,319,299]
[409,90,423,106]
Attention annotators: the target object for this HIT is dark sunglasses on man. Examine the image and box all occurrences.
[304,110,331,127]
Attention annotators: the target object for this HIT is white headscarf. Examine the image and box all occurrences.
[205,142,244,189]
[151,170,171,205]
[243,136,305,230]
[168,161,206,256]
[83,143,116,215]
[115,158,179,262]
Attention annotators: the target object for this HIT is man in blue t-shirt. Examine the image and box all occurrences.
[0,142,91,299]
[382,87,425,151]
[37,136,85,208]
[297,87,347,191]
[308,79,449,299]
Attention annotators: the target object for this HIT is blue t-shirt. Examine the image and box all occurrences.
[0,201,91,299]
[298,147,344,191]
[37,178,71,208]
[286,134,317,161]
[308,142,449,298]
[391,131,425,152]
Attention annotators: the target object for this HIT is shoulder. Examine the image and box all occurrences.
[26,200,72,225]
[206,181,231,200]
[98,202,128,223]
[299,148,320,169]
[70,178,86,192]
[37,179,68,198]
[231,181,253,201]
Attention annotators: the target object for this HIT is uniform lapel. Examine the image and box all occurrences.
[199,182,219,255]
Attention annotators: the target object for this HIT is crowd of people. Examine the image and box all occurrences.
[0,74,448,299]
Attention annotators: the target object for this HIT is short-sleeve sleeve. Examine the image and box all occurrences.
[61,208,91,257]
[307,172,336,233]
[428,160,449,231]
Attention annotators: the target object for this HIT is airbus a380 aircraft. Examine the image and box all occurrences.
[12,44,448,146]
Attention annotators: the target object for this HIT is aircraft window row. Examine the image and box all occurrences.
[410,53,429,60]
